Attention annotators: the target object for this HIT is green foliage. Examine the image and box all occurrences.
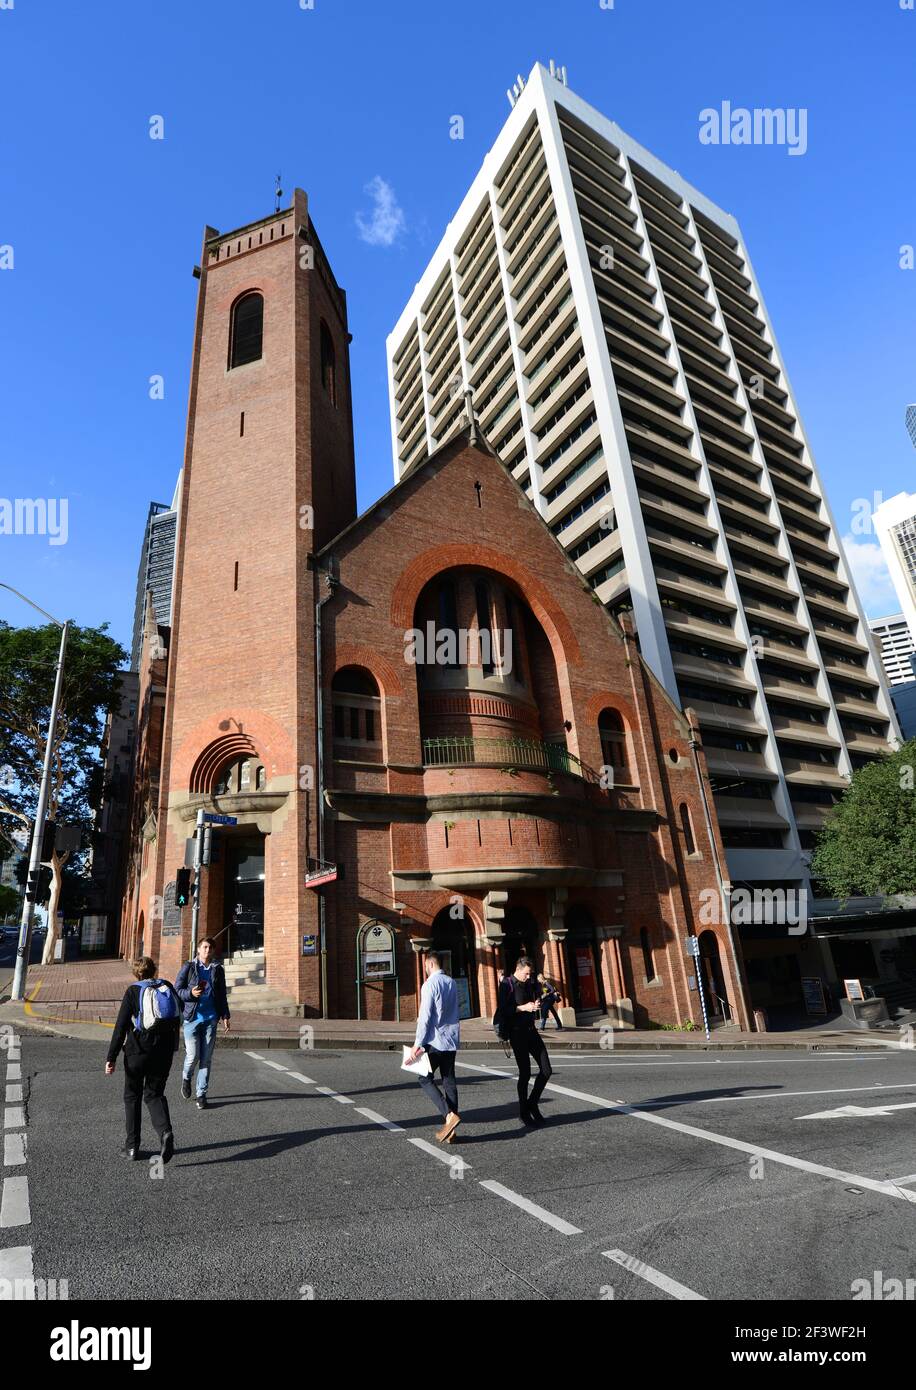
[0,883,20,920]
[810,740,916,898]
[0,620,127,893]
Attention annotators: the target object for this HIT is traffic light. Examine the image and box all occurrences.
[25,868,42,903]
[40,820,57,862]
[175,867,192,908]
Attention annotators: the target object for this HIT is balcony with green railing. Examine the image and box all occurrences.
[422,735,598,782]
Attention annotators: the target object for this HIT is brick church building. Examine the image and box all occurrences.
[120,189,752,1030]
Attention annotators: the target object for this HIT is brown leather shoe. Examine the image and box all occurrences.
[435,1112,461,1143]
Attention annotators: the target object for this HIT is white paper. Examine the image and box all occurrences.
[401,1045,432,1076]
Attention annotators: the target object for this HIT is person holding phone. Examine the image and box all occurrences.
[498,956,553,1126]
[175,937,230,1109]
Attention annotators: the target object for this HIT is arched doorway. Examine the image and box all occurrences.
[430,905,478,1020]
[699,930,730,1021]
[564,903,606,1015]
[501,905,541,977]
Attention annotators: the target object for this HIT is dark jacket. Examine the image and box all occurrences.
[107,981,181,1066]
[498,974,539,1033]
[175,958,230,1023]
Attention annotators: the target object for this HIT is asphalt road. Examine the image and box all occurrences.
[6,1034,916,1301]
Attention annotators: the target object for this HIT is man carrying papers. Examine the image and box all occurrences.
[405,951,462,1143]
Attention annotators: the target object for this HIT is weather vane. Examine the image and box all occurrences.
[275,173,283,213]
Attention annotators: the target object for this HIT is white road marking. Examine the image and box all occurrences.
[547,1056,901,1069]
[407,1137,470,1171]
[284,1072,316,1085]
[355,1107,404,1133]
[261,1060,290,1073]
[243,1051,265,1060]
[456,1062,514,1079]
[0,1177,31,1227]
[3,1107,24,1129]
[888,1173,916,1188]
[603,1248,706,1300]
[0,1245,33,1295]
[456,1064,916,1204]
[540,1078,916,1204]
[797,1100,916,1120]
[6,1064,20,1082]
[5,1085,22,1104]
[4,1134,26,1166]
[5,1048,19,1063]
[480,1180,582,1235]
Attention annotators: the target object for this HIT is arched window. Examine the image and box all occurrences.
[320,321,337,406]
[598,708,630,784]
[229,292,263,369]
[332,668,382,760]
[214,757,264,795]
[640,927,656,983]
[679,802,696,856]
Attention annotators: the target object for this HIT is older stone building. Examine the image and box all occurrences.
[120,190,751,1029]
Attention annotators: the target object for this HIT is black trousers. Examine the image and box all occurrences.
[511,1027,552,1108]
[539,1001,562,1029]
[418,1047,459,1119]
[123,1045,174,1147]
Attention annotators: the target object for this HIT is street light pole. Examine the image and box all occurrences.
[0,584,69,1003]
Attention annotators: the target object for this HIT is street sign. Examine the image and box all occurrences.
[203,814,237,825]
[306,865,339,887]
[302,935,318,956]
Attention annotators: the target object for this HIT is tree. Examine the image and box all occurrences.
[0,620,127,961]
[0,883,20,922]
[810,739,916,898]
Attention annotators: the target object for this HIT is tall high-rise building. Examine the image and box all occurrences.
[387,61,900,897]
[873,491,916,647]
[905,404,916,450]
[129,482,180,670]
[869,613,916,688]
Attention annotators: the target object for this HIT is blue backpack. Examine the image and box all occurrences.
[133,979,179,1034]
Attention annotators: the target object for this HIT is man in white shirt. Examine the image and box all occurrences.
[406,952,462,1143]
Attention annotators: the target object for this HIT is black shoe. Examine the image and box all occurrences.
[160,1132,175,1164]
[196,1095,208,1110]
[180,1078,192,1101]
[528,1104,547,1126]
[122,1142,139,1160]
[519,1105,537,1127]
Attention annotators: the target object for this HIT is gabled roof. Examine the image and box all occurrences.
[316,426,499,560]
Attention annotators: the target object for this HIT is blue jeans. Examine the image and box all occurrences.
[182,1017,218,1096]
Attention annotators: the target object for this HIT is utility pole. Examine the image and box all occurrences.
[190,808,204,955]
[0,584,69,1003]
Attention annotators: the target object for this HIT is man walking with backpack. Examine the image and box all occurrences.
[405,952,462,1143]
[537,972,564,1031]
[175,937,231,1109]
[105,957,181,1161]
[496,956,553,1126]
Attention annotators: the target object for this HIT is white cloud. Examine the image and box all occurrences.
[839,533,899,616]
[355,176,406,247]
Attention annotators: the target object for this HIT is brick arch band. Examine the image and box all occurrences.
[389,545,582,666]
[189,733,260,795]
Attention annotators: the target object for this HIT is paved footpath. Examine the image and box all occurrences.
[0,956,902,1051]
[5,1031,916,1300]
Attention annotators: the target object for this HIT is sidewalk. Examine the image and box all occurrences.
[0,955,903,1051]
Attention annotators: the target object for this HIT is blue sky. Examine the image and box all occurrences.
[1,0,914,655]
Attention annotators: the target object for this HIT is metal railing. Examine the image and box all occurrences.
[422,735,596,781]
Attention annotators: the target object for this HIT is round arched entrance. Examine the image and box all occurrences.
[501,905,541,976]
[430,905,478,1020]
[564,903,607,1015]
[699,930,730,1021]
